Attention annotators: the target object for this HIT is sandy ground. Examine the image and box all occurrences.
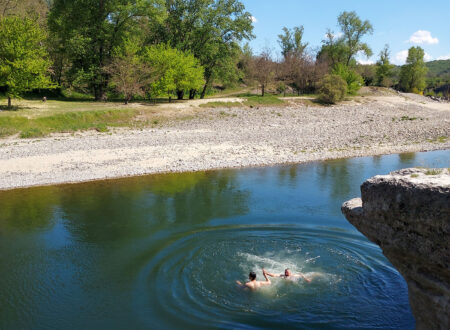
[0,92,449,190]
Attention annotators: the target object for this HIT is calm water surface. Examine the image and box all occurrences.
[1,150,449,329]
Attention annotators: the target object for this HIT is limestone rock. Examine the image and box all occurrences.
[342,168,450,330]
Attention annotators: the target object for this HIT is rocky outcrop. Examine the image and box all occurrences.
[342,168,450,330]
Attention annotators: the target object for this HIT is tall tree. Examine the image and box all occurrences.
[399,46,428,93]
[150,0,254,98]
[375,44,394,87]
[0,16,52,107]
[337,11,373,66]
[278,26,308,58]
[48,0,165,100]
[319,12,373,67]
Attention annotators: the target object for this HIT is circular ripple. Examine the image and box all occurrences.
[134,225,411,328]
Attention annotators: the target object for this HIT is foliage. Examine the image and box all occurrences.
[399,46,428,93]
[337,11,373,66]
[278,26,308,58]
[332,63,363,94]
[0,16,53,107]
[356,64,375,86]
[149,0,254,98]
[425,59,450,78]
[319,11,373,67]
[143,44,204,100]
[105,39,155,104]
[48,0,165,100]
[318,74,347,104]
[375,45,394,87]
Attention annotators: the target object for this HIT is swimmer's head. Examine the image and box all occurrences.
[249,272,256,281]
[284,269,292,276]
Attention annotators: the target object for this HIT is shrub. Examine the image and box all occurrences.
[318,74,347,104]
[332,63,364,94]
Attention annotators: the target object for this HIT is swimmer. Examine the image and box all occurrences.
[236,269,271,290]
[264,268,312,283]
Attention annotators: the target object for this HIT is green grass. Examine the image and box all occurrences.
[242,95,286,107]
[199,101,242,108]
[0,109,137,138]
[425,169,442,175]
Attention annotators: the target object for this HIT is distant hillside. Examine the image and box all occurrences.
[425,59,450,78]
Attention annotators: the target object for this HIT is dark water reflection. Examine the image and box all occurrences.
[0,150,448,329]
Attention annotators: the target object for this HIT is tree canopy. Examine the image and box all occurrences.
[278,26,308,59]
[143,44,204,100]
[399,46,428,93]
[48,0,165,100]
[0,16,52,107]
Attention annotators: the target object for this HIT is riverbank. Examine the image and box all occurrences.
[1,92,449,190]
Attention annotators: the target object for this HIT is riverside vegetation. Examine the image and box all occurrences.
[1,0,449,113]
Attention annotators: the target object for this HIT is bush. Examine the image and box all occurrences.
[319,74,347,104]
[332,63,364,94]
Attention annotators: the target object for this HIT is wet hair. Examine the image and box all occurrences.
[249,271,256,280]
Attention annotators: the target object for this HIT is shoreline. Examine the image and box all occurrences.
[1,93,449,191]
[1,142,448,192]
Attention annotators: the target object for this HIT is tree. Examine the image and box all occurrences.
[319,11,373,67]
[0,16,53,107]
[104,39,155,104]
[375,45,394,87]
[249,49,275,96]
[143,44,204,101]
[150,0,254,98]
[48,0,165,100]
[338,11,373,66]
[399,47,428,93]
[278,26,308,58]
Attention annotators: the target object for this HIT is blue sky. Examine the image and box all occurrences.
[241,0,450,64]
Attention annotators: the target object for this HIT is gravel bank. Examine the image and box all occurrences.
[1,94,449,190]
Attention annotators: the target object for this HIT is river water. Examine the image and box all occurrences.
[1,150,448,329]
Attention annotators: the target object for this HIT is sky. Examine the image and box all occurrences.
[240,0,450,65]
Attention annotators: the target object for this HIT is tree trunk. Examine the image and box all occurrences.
[189,89,197,99]
[262,84,265,97]
[200,84,208,99]
[7,96,11,108]
[176,90,184,100]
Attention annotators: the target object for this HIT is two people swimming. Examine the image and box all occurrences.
[236,268,311,290]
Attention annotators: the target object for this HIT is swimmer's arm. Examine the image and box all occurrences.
[296,273,311,283]
[263,270,279,277]
[261,269,271,285]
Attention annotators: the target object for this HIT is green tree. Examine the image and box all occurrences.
[143,44,204,101]
[332,63,364,94]
[399,47,428,93]
[338,11,373,66]
[150,0,254,98]
[0,16,52,107]
[375,45,394,87]
[278,26,308,58]
[319,11,373,67]
[48,0,165,100]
